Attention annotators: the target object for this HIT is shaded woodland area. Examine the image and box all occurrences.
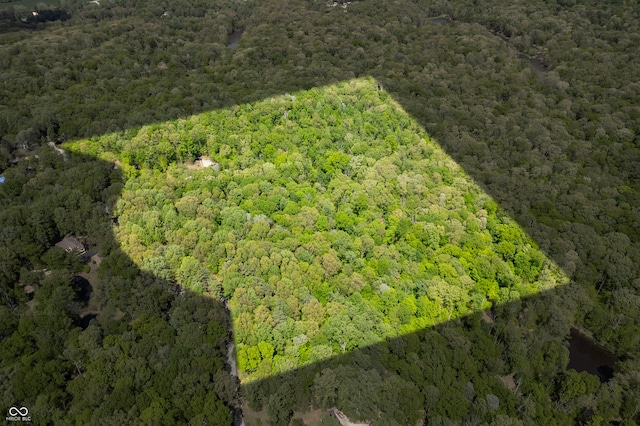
[1,0,639,424]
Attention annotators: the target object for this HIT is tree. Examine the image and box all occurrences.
[312,368,338,408]
[177,256,207,293]
[203,391,232,424]
[320,252,342,279]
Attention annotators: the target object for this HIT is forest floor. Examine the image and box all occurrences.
[327,408,371,426]
[481,310,494,324]
[78,253,101,289]
[241,400,268,426]
[227,342,238,377]
[498,374,516,393]
[291,408,326,425]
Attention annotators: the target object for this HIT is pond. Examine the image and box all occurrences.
[567,329,616,383]
[73,275,93,303]
[227,30,243,50]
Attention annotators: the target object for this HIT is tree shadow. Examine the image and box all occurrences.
[2,0,638,423]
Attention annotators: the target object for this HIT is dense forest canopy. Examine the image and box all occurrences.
[1,0,639,424]
[0,150,238,424]
[68,77,568,379]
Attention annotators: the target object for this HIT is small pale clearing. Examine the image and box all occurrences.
[241,400,268,426]
[78,253,102,288]
[291,408,326,425]
[498,374,522,395]
[329,408,370,426]
[48,140,68,161]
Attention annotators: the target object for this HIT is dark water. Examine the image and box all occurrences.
[72,275,93,302]
[518,53,546,74]
[227,30,243,49]
[430,17,449,24]
[80,313,97,329]
[567,329,616,382]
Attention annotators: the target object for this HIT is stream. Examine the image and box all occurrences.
[517,53,546,74]
[222,296,244,426]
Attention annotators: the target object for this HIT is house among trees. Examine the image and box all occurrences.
[200,157,220,170]
[189,156,220,170]
[55,236,86,254]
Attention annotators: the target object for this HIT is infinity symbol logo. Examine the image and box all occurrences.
[8,406,28,416]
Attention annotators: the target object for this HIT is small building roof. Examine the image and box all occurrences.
[0,176,5,183]
[55,236,85,253]
[200,157,214,168]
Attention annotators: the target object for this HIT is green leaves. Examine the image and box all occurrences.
[177,256,208,293]
[43,75,592,425]
[92,78,567,389]
[321,151,350,176]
